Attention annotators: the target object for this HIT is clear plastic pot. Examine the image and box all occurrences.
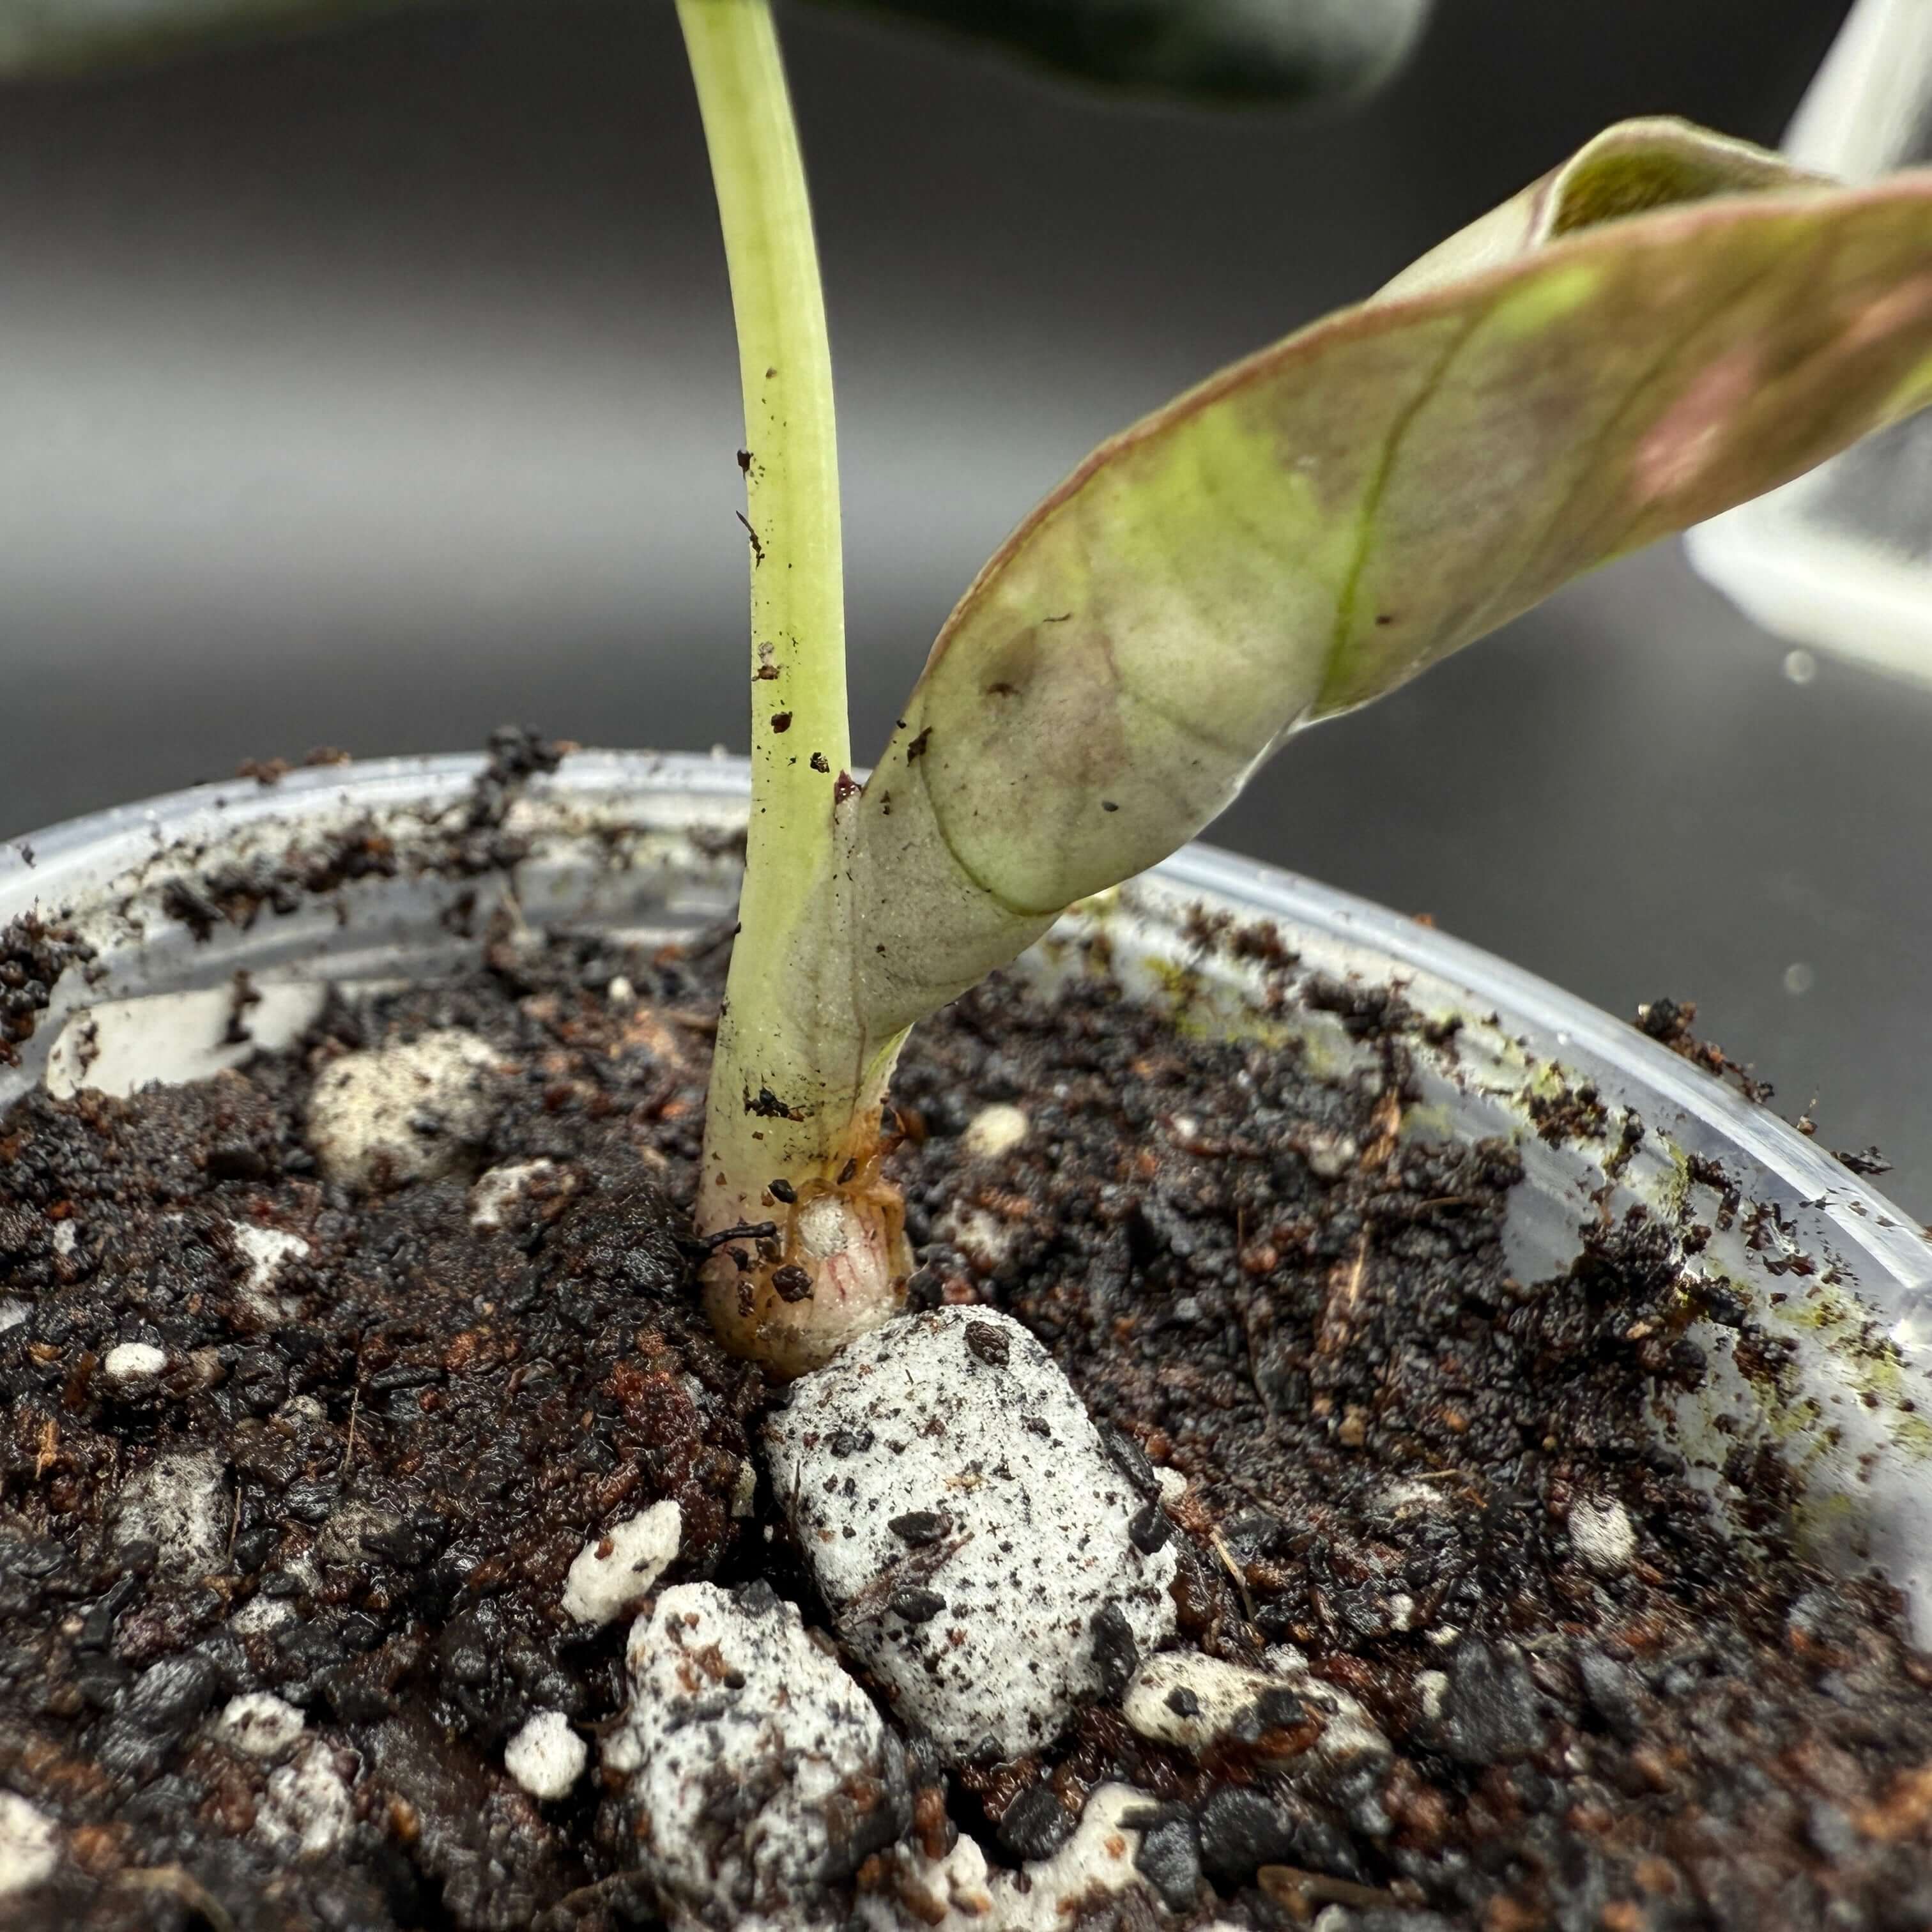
[4,750,1929,1639]
[1685,0,1932,684]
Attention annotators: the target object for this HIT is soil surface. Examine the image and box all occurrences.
[3,877,1931,1929]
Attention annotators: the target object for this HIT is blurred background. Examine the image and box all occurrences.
[4,0,1928,1210]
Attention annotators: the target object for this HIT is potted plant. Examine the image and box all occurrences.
[4,4,1932,1929]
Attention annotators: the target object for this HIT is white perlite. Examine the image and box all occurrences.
[561,1500,682,1625]
[233,1223,309,1322]
[305,1030,502,1190]
[256,1744,355,1861]
[935,1204,1016,1270]
[0,1299,29,1333]
[766,1307,1178,1764]
[1570,1496,1637,1574]
[234,1554,318,1636]
[1122,1652,1291,1754]
[961,1104,1029,1160]
[1414,1670,1450,1723]
[605,1582,905,1932]
[469,1158,574,1233]
[215,1692,306,1761]
[503,1710,586,1801]
[1123,1647,1389,1800]
[858,1784,1155,1932]
[732,1458,758,1519]
[231,1594,296,1637]
[318,1502,402,1568]
[0,1794,57,1899]
[113,1447,228,1578]
[101,1342,167,1389]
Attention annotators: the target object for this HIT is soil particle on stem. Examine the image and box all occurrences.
[0,910,1928,1931]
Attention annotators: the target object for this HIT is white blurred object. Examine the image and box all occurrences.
[1685,0,1932,684]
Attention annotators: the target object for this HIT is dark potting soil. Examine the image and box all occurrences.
[3,910,1931,1930]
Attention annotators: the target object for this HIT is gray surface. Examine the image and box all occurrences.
[4,0,1923,1209]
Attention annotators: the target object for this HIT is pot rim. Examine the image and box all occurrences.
[4,746,1920,1258]
[6,746,1932,1636]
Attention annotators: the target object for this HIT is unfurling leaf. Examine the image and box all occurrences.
[847,120,1932,1045]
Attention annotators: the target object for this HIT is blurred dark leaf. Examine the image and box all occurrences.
[0,0,432,74]
[0,0,1432,106]
[806,0,1433,104]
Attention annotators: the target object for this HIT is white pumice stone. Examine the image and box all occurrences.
[256,1744,355,1861]
[962,1103,1029,1160]
[1570,1496,1637,1574]
[1154,1466,1188,1505]
[232,1223,309,1321]
[503,1710,586,1800]
[561,1500,682,1625]
[468,1158,572,1232]
[766,1307,1178,1764]
[114,1446,228,1578]
[604,1582,908,1932]
[51,1220,79,1257]
[215,1692,306,1761]
[305,1030,502,1190]
[0,1298,29,1333]
[0,1793,57,1899]
[102,1341,167,1388]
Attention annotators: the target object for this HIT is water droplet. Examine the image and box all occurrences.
[1783,962,1815,996]
[1892,1282,1932,1353]
[1783,648,1818,687]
